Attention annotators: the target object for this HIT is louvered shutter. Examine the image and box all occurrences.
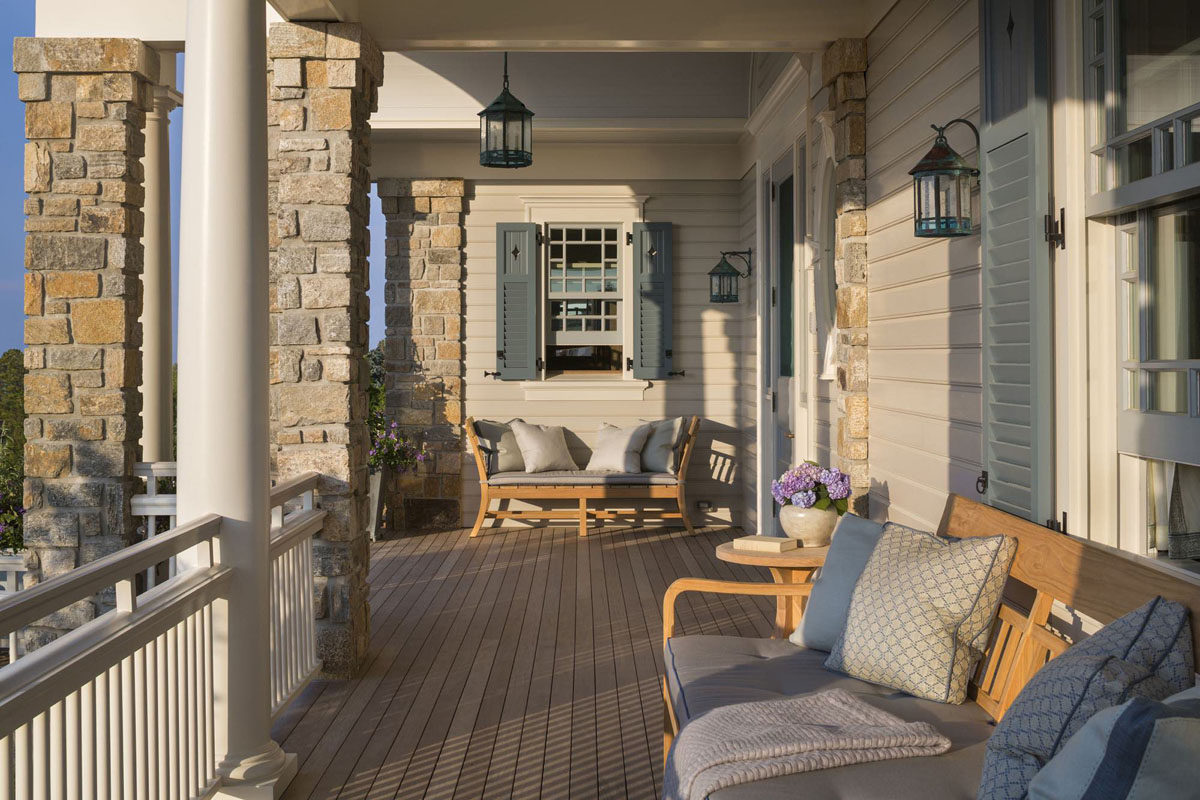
[979,0,1054,522]
[631,222,673,380]
[495,223,538,380]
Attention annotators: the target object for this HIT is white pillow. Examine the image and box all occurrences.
[586,423,653,473]
[510,420,579,473]
[639,417,687,474]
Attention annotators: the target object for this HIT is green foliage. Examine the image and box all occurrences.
[363,344,428,473]
[366,344,385,422]
[0,350,24,552]
[0,349,24,456]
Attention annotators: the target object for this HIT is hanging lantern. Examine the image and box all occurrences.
[909,119,980,238]
[708,250,752,304]
[479,52,534,169]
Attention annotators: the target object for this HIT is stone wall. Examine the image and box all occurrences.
[266,22,382,678]
[15,38,158,646]
[378,179,465,531]
[823,39,870,516]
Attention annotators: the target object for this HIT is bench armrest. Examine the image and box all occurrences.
[662,577,814,647]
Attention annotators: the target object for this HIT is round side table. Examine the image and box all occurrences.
[715,541,828,638]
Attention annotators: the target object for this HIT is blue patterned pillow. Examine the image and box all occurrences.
[978,597,1194,800]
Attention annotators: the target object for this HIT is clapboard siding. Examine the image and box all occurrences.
[736,168,759,532]
[461,180,747,527]
[866,0,983,524]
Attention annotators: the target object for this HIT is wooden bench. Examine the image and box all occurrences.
[661,494,1200,760]
[465,415,701,538]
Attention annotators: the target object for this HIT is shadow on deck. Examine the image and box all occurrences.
[272,525,775,800]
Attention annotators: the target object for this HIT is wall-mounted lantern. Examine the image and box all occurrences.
[909,119,980,237]
[479,52,534,169]
[708,249,752,303]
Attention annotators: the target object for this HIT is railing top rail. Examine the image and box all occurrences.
[269,508,326,557]
[270,471,320,507]
[132,461,178,478]
[0,513,221,635]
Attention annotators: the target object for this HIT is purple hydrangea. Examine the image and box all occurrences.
[772,462,849,513]
[790,490,817,508]
[827,475,851,500]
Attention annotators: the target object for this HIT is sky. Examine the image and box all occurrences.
[0,3,388,355]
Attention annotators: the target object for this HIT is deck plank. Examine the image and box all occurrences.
[279,525,769,800]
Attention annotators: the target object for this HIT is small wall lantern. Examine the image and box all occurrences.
[909,119,980,238]
[479,52,534,169]
[708,250,752,303]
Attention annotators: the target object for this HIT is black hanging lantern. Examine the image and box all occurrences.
[708,250,752,303]
[479,52,533,169]
[909,119,980,237]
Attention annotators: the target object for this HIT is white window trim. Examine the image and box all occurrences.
[517,192,651,400]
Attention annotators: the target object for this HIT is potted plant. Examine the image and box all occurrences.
[771,461,851,547]
[367,416,429,541]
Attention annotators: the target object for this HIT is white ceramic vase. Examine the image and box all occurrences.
[779,505,838,547]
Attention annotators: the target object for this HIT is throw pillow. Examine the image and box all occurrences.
[978,597,1194,800]
[473,419,525,473]
[640,417,687,474]
[790,513,884,652]
[510,420,579,473]
[825,523,1017,704]
[1026,686,1200,800]
[586,423,653,473]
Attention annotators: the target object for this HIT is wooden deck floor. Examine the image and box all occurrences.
[272,525,775,800]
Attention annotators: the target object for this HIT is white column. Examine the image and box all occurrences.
[140,53,179,464]
[177,0,294,795]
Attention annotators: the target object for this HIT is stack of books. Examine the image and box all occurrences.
[732,535,798,553]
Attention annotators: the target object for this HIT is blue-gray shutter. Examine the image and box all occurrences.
[631,222,673,380]
[979,0,1054,522]
[495,223,538,380]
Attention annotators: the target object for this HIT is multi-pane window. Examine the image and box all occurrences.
[546,225,622,372]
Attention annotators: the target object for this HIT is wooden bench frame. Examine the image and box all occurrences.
[661,494,1200,762]
[465,415,701,538]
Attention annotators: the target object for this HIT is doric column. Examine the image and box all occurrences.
[267,22,383,678]
[140,53,180,463]
[15,37,158,647]
[176,0,292,791]
[822,38,870,516]
[378,179,466,531]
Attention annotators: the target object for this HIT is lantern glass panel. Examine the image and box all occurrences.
[506,112,523,151]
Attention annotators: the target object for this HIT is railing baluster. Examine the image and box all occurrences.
[30,713,45,800]
[133,648,147,800]
[0,734,11,800]
[108,664,122,798]
[166,626,178,800]
[155,634,168,800]
[80,681,94,800]
[48,702,63,800]
[94,671,108,797]
[65,691,79,800]
[13,724,29,800]
[185,614,197,796]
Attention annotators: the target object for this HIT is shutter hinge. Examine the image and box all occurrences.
[626,231,633,245]
[536,230,544,246]
[976,470,989,494]
[771,184,777,201]
[1044,208,1066,250]
[1045,512,1069,535]
[772,287,777,307]
[536,357,545,371]
[496,349,506,362]
[771,390,777,413]
[665,349,673,359]
[626,357,634,371]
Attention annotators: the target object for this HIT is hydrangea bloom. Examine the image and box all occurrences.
[771,461,850,515]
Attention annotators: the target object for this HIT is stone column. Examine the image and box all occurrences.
[378,179,465,532]
[15,38,158,647]
[267,22,383,678]
[822,38,870,516]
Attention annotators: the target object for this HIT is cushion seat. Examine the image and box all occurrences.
[486,470,678,486]
[665,635,994,800]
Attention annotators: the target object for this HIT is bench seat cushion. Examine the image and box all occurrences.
[486,470,678,486]
[665,635,994,800]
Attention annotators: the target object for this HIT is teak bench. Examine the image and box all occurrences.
[661,494,1200,760]
[465,415,701,538]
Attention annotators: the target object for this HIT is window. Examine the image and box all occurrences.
[546,225,622,372]
[1087,0,1200,191]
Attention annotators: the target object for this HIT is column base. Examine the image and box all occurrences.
[213,749,297,799]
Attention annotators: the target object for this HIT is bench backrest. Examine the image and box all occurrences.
[940,495,1200,720]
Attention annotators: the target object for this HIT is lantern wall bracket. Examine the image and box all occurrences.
[718,249,753,277]
[931,118,980,159]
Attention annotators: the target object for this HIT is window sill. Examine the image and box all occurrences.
[520,376,650,401]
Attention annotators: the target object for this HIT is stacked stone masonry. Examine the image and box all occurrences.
[15,38,159,647]
[267,22,382,678]
[378,178,466,532]
[823,38,870,516]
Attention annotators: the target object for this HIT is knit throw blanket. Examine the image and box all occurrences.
[662,688,952,800]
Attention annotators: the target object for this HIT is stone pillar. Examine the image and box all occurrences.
[267,22,382,678]
[822,38,870,516]
[15,38,158,646]
[378,178,465,532]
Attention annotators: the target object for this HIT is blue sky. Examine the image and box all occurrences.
[0,4,388,354]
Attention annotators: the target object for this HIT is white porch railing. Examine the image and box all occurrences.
[0,471,326,799]
[131,462,178,589]
[0,555,25,664]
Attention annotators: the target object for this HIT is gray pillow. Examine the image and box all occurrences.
[1027,685,1200,800]
[474,419,525,474]
[789,513,883,652]
[586,423,653,473]
[979,597,1194,800]
[640,417,687,474]
[510,420,578,473]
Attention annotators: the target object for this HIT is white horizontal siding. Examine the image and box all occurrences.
[866,0,983,525]
[736,167,760,532]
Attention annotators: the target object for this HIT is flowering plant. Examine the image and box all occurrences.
[367,416,430,475]
[0,423,25,552]
[771,461,850,515]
